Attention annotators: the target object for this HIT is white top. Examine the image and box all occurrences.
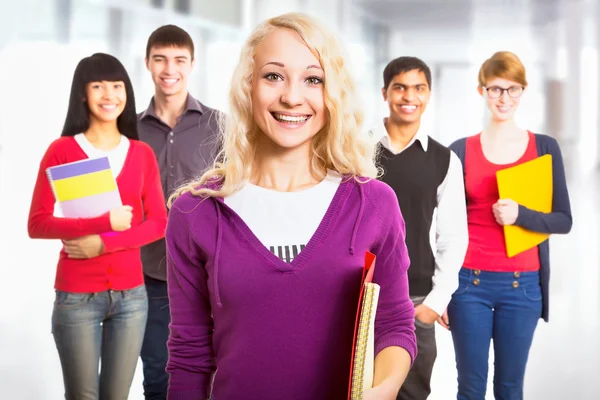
[224,171,342,263]
[369,119,469,316]
[373,118,431,155]
[74,133,130,177]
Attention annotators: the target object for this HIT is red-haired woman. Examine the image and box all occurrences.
[448,51,572,400]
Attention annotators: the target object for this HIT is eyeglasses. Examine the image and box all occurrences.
[484,85,524,99]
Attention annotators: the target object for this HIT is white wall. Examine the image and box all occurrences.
[8,2,596,399]
[387,25,546,145]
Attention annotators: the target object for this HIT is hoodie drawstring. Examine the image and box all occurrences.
[349,181,364,255]
[214,200,223,308]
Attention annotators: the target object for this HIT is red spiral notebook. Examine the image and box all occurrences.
[348,251,380,400]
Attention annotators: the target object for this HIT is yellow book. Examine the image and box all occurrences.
[349,251,380,400]
[350,282,380,400]
[496,154,553,257]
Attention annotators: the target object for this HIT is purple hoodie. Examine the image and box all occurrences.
[165,177,417,400]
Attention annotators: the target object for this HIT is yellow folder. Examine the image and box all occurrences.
[496,154,553,257]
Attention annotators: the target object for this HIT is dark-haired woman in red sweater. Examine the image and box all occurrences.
[27,53,167,399]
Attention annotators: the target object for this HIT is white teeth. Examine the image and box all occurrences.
[274,113,309,123]
[401,105,417,111]
[100,105,117,110]
[163,79,177,84]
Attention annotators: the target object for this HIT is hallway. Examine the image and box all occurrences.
[2,0,600,398]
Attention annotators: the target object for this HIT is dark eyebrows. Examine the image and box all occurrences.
[151,54,189,61]
[392,83,428,89]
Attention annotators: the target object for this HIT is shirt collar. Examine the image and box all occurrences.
[370,117,429,152]
[140,93,205,120]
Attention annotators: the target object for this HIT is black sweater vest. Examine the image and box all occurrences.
[377,137,451,296]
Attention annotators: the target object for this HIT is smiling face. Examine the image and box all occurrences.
[382,69,430,126]
[480,76,524,122]
[146,46,194,98]
[85,80,126,125]
[251,27,326,152]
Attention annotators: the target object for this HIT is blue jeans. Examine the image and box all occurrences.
[51,285,148,400]
[448,268,542,400]
[140,276,171,400]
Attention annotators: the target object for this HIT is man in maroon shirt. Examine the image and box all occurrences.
[137,25,221,400]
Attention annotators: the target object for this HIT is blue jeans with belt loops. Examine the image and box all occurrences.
[448,268,542,400]
[51,285,148,400]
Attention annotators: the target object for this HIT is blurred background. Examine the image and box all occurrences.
[1,0,598,398]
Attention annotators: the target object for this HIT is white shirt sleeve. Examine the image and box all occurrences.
[422,151,469,316]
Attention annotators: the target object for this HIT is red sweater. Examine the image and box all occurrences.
[28,137,167,292]
[463,131,540,272]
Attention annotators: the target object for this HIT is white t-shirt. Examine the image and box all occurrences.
[224,171,342,263]
[74,133,130,177]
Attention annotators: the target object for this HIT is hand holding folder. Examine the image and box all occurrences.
[348,251,380,400]
[496,154,553,257]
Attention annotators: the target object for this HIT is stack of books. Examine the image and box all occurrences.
[349,251,380,400]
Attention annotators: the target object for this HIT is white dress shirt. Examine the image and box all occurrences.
[369,119,469,316]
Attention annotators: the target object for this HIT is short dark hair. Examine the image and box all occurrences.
[146,25,195,60]
[61,53,138,140]
[383,56,432,90]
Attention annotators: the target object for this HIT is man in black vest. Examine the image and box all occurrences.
[371,57,469,400]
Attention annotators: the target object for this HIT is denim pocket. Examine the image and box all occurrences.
[522,284,542,301]
[124,284,148,300]
[54,291,91,310]
[452,280,470,296]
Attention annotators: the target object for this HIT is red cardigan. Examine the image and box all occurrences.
[28,136,167,292]
[462,131,540,272]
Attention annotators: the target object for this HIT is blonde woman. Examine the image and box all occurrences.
[164,12,417,400]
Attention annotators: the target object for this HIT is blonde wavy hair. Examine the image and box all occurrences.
[168,12,378,206]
